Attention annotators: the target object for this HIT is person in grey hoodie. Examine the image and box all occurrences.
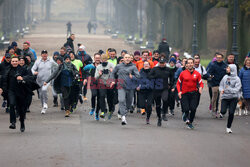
[219,64,241,134]
[110,54,140,125]
[31,50,55,114]
[95,54,115,119]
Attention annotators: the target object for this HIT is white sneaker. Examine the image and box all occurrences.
[226,128,232,134]
[43,103,48,110]
[117,114,122,120]
[121,116,127,125]
[41,109,46,114]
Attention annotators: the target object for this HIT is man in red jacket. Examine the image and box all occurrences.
[177,58,204,129]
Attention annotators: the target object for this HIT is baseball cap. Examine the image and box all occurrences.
[41,50,48,54]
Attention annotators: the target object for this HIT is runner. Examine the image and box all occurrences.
[31,50,54,114]
[148,57,174,126]
[95,54,115,119]
[219,64,241,133]
[110,54,140,125]
[137,61,153,124]
[177,58,204,129]
[44,55,79,117]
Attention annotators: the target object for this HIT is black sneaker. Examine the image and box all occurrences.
[9,123,16,129]
[170,109,174,115]
[162,114,168,121]
[5,107,10,113]
[146,118,150,125]
[61,107,65,111]
[20,122,25,132]
[79,95,83,104]
[157,119,162,127]
[177,102,180,107]
[26,108,30,113]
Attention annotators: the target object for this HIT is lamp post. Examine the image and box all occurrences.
[192,0,198,56]
[161,3,166,38]
[139,0,143,40]
[231,0,239,63]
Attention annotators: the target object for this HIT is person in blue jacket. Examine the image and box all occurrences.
[239,57,250,115]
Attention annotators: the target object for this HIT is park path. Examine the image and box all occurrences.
[0,21,249,167]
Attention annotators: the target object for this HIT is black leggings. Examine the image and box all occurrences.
[221,98,238,128]
[99,85,114,113]
[91,89,101,114]
[61,86,75,111]
[181,92,199,123]
[8,91,26,124]
[138,91,153,119]
[154,90,169,119]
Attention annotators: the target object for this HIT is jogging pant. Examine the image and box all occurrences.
[138,90,153,119]
[118,88,134,116]
[167,89,176,111]
[99,85,114,113]
[61,86,74,111]
[221,98,238,128]
[154,90,168,119]
[181,91,199,124]
[212,86,221,113]
[91,89,101,114]
[8,91,26,124]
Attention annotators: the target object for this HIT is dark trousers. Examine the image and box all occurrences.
[220,98,238,128]
[61,86,75,111]
[72,84,80,105]
[138,90,153,119]
[91,89,101,114]
[167,89,176,111]
[99,85,114,113]
[181,92,199,123]
[83,85,87,97]
[26,94,33,111]
[8,91,26,124]
[154,90,168,119]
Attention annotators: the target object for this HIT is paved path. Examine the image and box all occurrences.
[0,21,250,167]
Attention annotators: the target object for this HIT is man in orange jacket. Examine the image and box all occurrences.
[136,51,154,71]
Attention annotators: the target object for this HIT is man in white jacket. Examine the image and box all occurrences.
[32,50,55,114]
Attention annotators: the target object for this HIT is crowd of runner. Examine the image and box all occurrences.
[0,35,249,134]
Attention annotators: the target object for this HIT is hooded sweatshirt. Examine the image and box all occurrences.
[219,64,241,99]
[110,62,140,89]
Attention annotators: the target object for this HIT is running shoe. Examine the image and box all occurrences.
[182,113,187,122]
[108,112,113,120]
[226,128,232,133]
[65,110,70,117]
[100,112,105,118]
[43,103,48,110]
[121,116,127,125]
[5,107,9,113]
[79,95,83,104]
[2,100,7,108]
[157,118,162,127]
[141,109,146,115]
[162,114,168,121]
[89,108,95,116]
[9,123,16,129]
[209,104,212,111]
[170,109,174,115]
[41,109,46,114]
[117,114,122,120]
[219,113,224,118]
[187,123,194,129]
[95,114,99,121]
[146,118,150,125]
[177,102,180,108]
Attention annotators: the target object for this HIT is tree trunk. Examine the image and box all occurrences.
[45,0,51,21]
[198,10,208,52]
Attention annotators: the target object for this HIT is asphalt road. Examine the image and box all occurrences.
[0,21,249,167]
